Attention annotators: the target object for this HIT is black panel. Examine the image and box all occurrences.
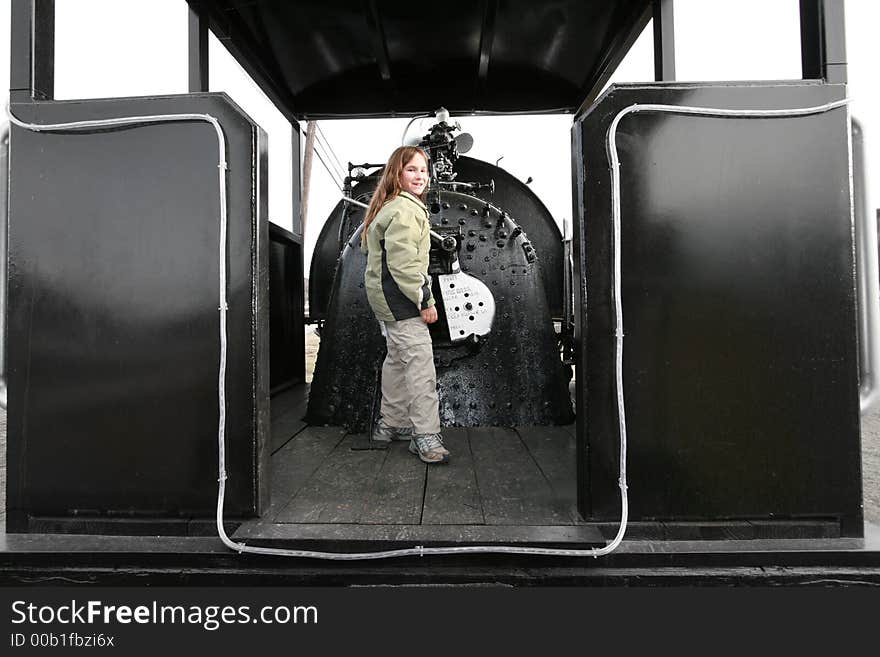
[188,4,210,93]
[192,0,651,117]
[10,0,55,103]
[269,224,305,391]
[574,82,862,535]
[800,0,848,83]
[6,94,269,528]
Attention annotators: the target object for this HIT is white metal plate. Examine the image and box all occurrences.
[437,271,495,341]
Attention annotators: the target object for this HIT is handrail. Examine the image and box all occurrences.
[341,195,444,242]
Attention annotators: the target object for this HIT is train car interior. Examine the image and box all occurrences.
[3,0,875,566]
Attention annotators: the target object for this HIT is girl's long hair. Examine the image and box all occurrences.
[361,146,429,244]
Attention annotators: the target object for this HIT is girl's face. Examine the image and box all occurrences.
[399,153,428,197]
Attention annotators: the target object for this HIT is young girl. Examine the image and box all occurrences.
[361,146,449,464]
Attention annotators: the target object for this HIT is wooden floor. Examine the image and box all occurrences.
[233,384,600,544]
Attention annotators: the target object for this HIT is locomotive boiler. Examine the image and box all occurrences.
[306,112,574,432]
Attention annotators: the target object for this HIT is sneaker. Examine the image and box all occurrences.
[372,418,413,444]
[409,433,450,464]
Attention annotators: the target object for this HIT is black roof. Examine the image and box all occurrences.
[191,0,651,119]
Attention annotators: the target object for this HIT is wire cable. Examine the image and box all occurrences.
[604,98,851,556]
[314,148,343,192]
[313,131,346,183]
[301,121,345,189]
[315,123,347,181]
[311,145,344,191]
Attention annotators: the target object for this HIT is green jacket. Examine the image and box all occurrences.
[362,191,435,321]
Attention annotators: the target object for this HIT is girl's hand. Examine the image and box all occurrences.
[421,306,438,324]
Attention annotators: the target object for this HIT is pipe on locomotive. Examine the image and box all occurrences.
[5,95,864,560]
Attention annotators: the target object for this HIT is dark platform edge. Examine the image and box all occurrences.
[1,523,879,586]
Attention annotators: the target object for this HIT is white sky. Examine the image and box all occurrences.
[0,0,877,272]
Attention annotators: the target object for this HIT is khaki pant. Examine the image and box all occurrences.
[380,317,440,435]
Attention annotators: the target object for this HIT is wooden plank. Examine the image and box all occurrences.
[274,433,388,523]
[358,443,426,524]
[270,415,307,453]
[468,427,572,525]
[262,426,346,522]
[516,426,579,523]
[422,429,484,525]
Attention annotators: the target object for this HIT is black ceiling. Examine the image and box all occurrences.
[191,0,652,119]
